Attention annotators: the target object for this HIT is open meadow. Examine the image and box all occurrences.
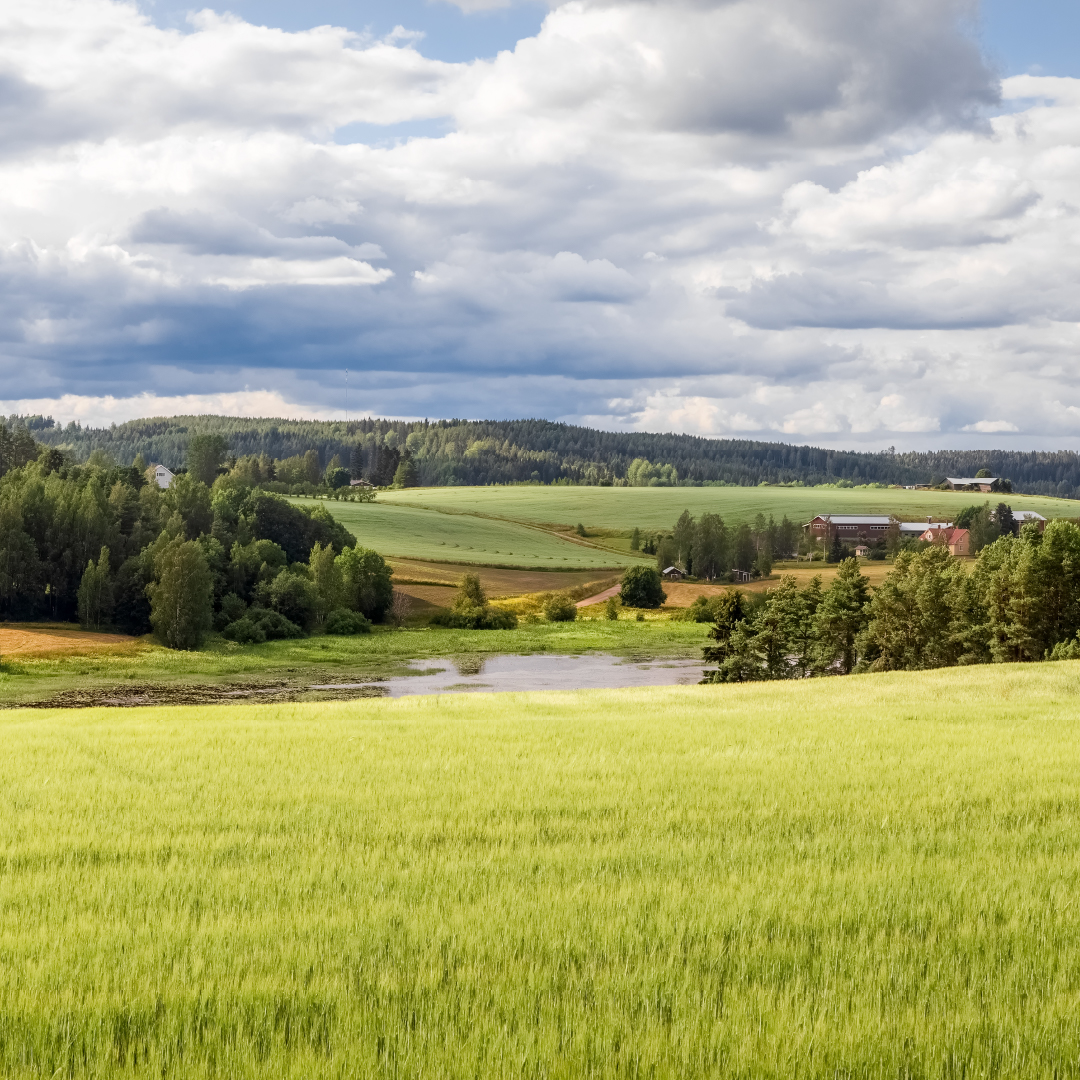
[293,498,643,569]
[378,484,1074,536]
[4,661,1080,1077]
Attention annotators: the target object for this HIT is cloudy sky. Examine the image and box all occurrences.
[1,0,1078,448]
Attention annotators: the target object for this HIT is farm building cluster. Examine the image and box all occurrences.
[805,510,1046,560]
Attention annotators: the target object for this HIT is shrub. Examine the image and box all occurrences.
[543,594,577,622]
[223,606,303,643]
[605,596,619,620]
[222,617,265,644]
[430,605,518,630]
[619,566,666,608]
[324,608,373,635]
[675,594,724,623]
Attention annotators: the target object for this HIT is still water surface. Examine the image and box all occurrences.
[311,653,705,696]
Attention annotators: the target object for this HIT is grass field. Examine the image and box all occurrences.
[295,498,643,569]
[5,662,1080,1076]
[379,484,1075,535]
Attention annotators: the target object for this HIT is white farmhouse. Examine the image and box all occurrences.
[147,463,174,490]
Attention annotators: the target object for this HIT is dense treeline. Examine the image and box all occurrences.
[0,442,393,646]
[703,520,1080,681]
[10,413,1080,496]
[643,511,801,579]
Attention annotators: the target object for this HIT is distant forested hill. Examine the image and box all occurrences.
[8,413,1080,497]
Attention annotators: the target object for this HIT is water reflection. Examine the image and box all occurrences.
[309,653,703,698]
[453,655,486,677]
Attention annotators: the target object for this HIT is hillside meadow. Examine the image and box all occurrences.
[291,497,643,569]
[379,483,1074,535]
[4,662,1080,1077]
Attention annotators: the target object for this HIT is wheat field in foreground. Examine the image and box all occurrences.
[4,665,1080,1076]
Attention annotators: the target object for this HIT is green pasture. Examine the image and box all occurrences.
[0,620,709,706]
[380,483,1074,534]
[292,497,642,568]
[5,663,1080,1076]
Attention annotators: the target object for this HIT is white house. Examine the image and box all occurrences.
[147,463,174,490]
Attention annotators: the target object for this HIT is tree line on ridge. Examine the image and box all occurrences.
[7,414,1080,496]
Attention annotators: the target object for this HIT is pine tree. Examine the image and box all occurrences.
[813,558,870,673]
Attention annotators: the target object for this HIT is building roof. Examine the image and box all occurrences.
[662,566,683,574]
[808,515,893,525]
[947,476,998,485]
[922,526,967,540]
[899,521,952,533]
[1012,510,1046,521]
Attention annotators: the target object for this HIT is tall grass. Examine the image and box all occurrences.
[4,664,1080,1075]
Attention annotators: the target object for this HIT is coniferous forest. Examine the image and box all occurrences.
[7,413,1080,497]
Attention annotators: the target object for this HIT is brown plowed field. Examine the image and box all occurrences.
[0,624,139,657]
[388,559,613,598]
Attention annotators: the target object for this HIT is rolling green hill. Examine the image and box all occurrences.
[298,497,644,569]
[379,484,1074,534]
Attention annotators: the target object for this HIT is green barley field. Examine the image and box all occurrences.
[291,498,643,568]
[379,483,1074,534]
[5,662,1080,1077]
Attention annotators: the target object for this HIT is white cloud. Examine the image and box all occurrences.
[0,0,1078,447]
[962,419,1021,433]
[0,390,347,426]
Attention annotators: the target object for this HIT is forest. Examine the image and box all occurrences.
[8,413,1080,496]
[0,435,394,645]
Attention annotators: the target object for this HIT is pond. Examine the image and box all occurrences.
[310,653,706,696]
[25,653,709,708]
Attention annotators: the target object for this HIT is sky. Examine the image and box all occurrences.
[1,0,1079,450]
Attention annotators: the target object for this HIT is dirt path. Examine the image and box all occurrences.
[0,625,138,657]
[577,585,621,608]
